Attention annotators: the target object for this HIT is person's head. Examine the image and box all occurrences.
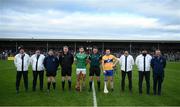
[79,46,84,53]
[142,49,147,56]
[124,50,129,56]
[93,47,98,54]
[35,49,40,55]
[155,49,161,57]
[105,49,111,55]
[48,49,54,56]
[18,46,25,54]
[63,46,69,54]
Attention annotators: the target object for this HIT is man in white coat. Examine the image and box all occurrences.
[119,50,134,93]
[136,49,152,95]
[14,46,30,93]
[30,49,45,91]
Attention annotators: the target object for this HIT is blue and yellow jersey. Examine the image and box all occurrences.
[102,54,117,71]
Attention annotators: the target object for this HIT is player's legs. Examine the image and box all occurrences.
[121,70,126,91]
[110,76,114,91]
[22,71,28,91]
[32,71,38,91]
[47,76,51,91]
[104,75,108,93]
[67,67,72,90]
[127,71,132,92]
[145,71,150,95]
[89,67,94,91]
[82,71,86,89]
[138,71,144,94]
[51,76,56,90]
[76,69,81,91]
[16,71,23,93]
[61,67,66,90]
[67,75,72,90]
[108,70,114,91]
[39,71,44,91]
[95,67,101,91]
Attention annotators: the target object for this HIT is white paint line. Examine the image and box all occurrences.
[92,81,97,107]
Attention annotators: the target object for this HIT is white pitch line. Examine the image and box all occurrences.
[92,81,97,107]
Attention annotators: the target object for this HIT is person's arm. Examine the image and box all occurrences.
[85,55,89,65]
[59,55,62,66]
[113,56,118,67]
[151,58,154,68]
[99,55,102,63]
[70,54,74,65]
[135,56,139,66]
[163,57,167,68]
[43,57,47,69]
[74,54,77,64]
[101,57,106,74]
[30,55,33,66]
[119,55,122,65]
[55,57,59,68]
[27,54,30,67]
[14,55,17,68]
[131,56,135,65]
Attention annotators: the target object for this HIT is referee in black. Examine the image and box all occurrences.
[59,46,74,91]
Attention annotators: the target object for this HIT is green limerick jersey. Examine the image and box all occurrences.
[75,53,87,68]
[89,53,102,67]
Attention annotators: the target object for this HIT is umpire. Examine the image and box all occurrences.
[59,46,74,91]
[14,46,30,93]
[151,49,166,96]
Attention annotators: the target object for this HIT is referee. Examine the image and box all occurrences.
[59,46,74,91]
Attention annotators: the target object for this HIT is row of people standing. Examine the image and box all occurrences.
[118,49,166,95]
[14,46,166,96]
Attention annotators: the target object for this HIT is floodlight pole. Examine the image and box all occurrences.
[102,42,104,53]
[74,42,76,53]
[130,42,132,54]
[158,43,160,49]
[15,42,18,53]
[46,41,49,52]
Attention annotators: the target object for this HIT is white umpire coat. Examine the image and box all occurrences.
[135,54,152,72]
[14,53,30,71]
[118,55,134,72]
[30,54,45,71]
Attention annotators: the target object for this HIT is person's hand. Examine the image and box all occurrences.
[103,71,106,74]
[112,64,116,68]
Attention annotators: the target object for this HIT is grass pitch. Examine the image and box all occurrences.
[0,60,180,106]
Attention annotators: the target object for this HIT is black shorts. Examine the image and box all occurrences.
[46,72,57,77]
[61,67,72,76]
[89,67,101,76]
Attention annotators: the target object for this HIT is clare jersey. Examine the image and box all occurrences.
[102,54,117,71]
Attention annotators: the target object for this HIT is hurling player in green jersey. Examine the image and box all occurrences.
[75,46,88,91]
[88,47,102,92]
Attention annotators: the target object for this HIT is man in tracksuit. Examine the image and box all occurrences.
[59,46,74,91]
[151,49,166,96]
[43,49,59,93]
[14,46,30,93]
[30,49,45,91]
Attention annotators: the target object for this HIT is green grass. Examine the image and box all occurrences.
[0,60,180,106]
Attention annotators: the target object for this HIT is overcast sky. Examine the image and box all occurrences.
[0,0,180,40]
